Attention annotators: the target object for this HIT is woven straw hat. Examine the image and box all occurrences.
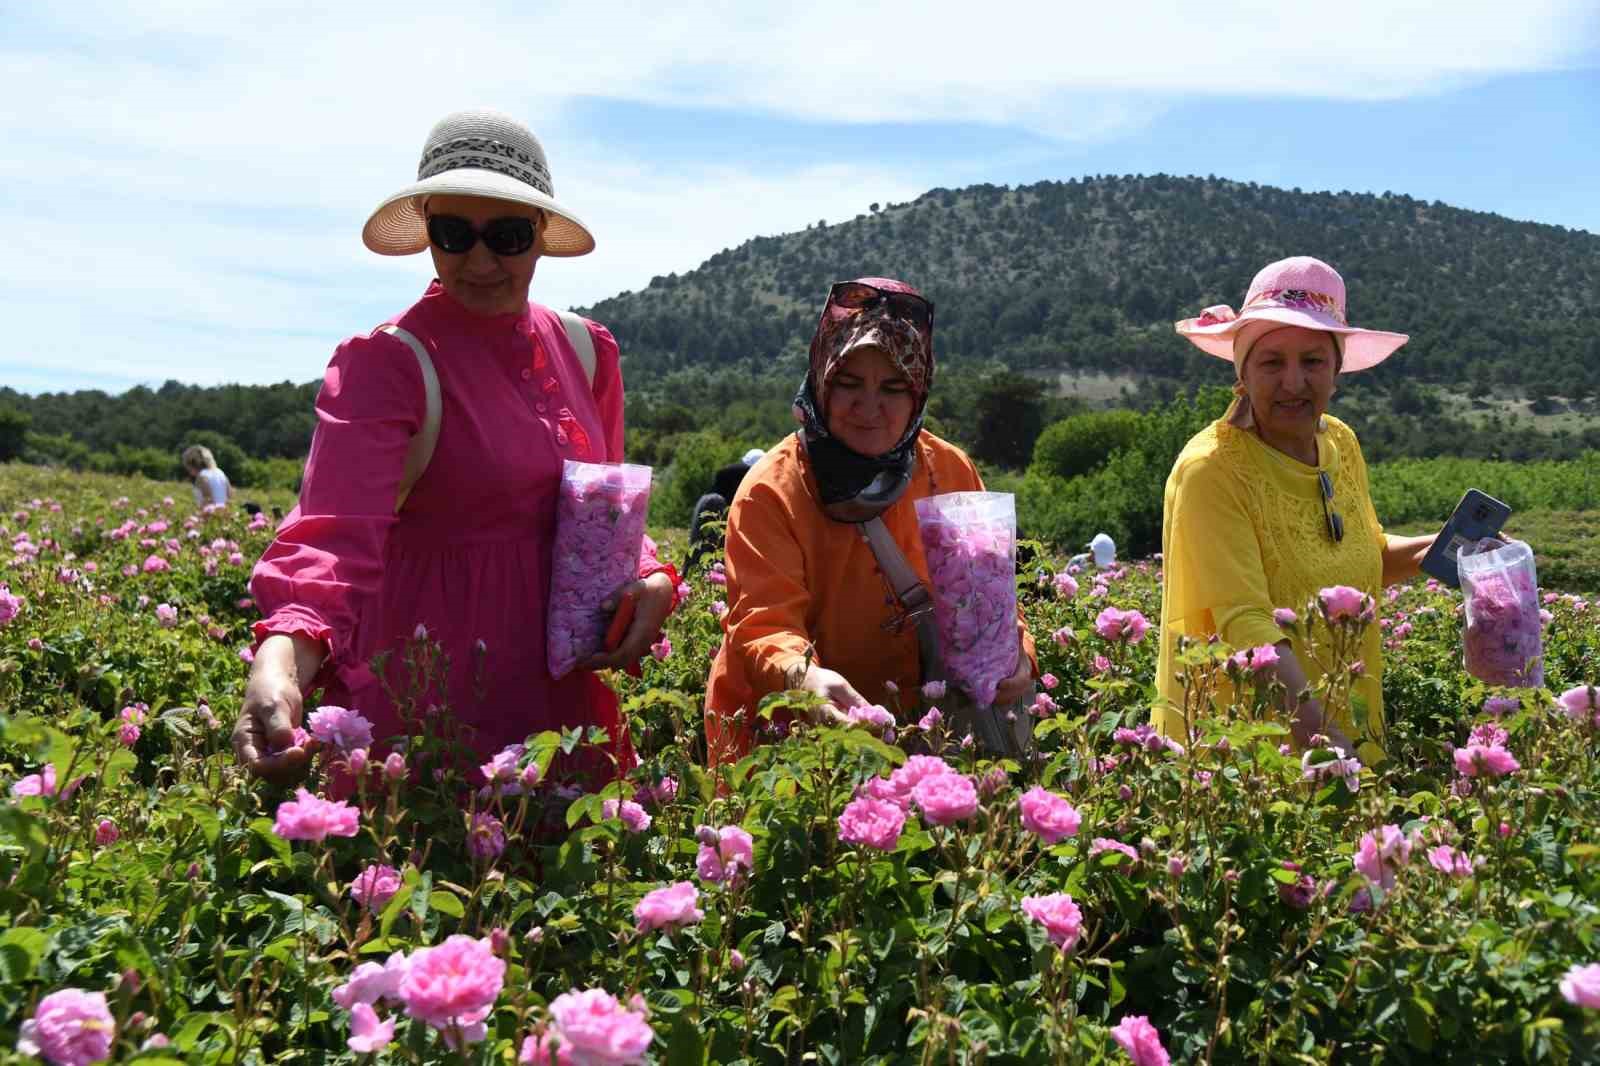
[363,109,595,258]
[1175,256,1406,372]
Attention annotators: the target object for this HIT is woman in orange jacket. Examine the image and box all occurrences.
[704,277,1037,764]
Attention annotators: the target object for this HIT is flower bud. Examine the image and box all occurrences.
[347,748,368,775]
[696,824,720,847]
[120,968,142,995]
[729,949,745,972]
[490,927,511,956]
[384,752,407,782]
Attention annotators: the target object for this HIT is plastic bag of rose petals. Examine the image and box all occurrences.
[546,460,652,678]
[1459,537,1543,687]
[914,491,1020,707]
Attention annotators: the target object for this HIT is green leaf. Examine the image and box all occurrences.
[429,888,464,919]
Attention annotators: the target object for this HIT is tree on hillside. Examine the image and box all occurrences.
[0,407,29,462]
[972,373,1047,471]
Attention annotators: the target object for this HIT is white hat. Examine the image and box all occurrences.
[363,109,595,258]
[1089,533,1116,566]
[741,448,765,466]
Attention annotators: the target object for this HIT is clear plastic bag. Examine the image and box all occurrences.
[546,460,652,678]
[1459,537,1543,688]
[914,492,1020,707]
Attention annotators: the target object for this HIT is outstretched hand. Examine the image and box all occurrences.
[578,571,677,672]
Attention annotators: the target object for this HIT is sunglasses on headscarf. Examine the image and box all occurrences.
[828,281,935,332]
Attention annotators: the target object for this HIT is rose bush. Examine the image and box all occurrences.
[1,466,1598,1063]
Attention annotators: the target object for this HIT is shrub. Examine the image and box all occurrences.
[1029,409,1144,480]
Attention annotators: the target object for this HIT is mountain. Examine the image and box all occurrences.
[585,175,1600,396]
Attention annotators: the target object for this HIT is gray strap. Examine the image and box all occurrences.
[378,324,441,514]
[859,517,944,684]
[555,309,596,388]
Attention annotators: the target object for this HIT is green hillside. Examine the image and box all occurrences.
[585,174,1600,394]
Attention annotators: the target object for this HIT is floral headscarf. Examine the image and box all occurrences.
[792,276,935,508]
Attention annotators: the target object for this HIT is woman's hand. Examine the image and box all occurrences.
[579,572,677,672]
[231,633,324,786]
[994,651,1035,707]
[796,664,863,726]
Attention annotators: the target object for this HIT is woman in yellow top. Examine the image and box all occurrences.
[1153,257,1435,760]
[705,277,1037,765]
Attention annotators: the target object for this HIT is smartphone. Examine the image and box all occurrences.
[1419,489,1512,588]
[604,589,638,652]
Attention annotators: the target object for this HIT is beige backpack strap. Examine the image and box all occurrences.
[377,324,441,513]
[555,309,597,389]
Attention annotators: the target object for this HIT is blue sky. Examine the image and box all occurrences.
[2,1,1597,394]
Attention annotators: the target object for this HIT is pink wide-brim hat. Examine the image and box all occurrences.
[1175,256,1407,372]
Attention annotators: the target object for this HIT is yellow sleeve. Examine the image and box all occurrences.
[1169,454,1283,652]
[721,478,818,695]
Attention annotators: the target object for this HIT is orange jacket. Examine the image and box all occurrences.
[705,431,1038,764]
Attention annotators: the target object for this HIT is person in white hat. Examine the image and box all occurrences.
[1153,257,1436,762]
[233,109,679,789]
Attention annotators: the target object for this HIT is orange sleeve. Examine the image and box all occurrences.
[721,477,818,695]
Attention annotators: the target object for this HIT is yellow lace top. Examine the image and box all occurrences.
[1152,415,1386,758]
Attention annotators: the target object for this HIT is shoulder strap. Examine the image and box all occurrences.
[859,517,944,684]
[377,324,441,513]
[555,309,597,389]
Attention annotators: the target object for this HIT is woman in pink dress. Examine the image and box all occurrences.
[231,109,678,787]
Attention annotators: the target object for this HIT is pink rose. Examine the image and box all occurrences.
[350,864,403,912]
[11,763,57,798]
[1021,892,1084,951]
[912,773,978,826]
[154,603,178,628]
[888,755,956,807]
[383,752,407,782]
[1052,572,1078,599]
[837,796,905,851]
[846,703,896,734]
[1230,643,1280,673]
[272,789,360,842]
[1557,685,1599,725]
[917,707,944,732]
[94,819,118,847]
[399,935,505,1037]
[333,952,409,1009]
[1094,606,1149,644]
[650,636,672,661]
[1051,626,1074,646]
[118,723,141,747]
[1018,787,1081,844]
[634,882,704,932]
[347,1003,396,1054]
[141,554,169,573]
[601,799,652,834]
[1559,963,1600,1009]
[921,680,947,700]
[1426,845,1476,878]
[1109,1014,1171,1066]
[468,812,507,861]
[308,706,375,753]
[0,583,23,626]
[524,988,654,1065]
[1453,743,1520,778]
[695,825,755,885]
[1319,585,1368,622]
[16,988,115,1066]
[1090,838,1140,863]
[1039,672,1058,691]
[1353,824,1412,890]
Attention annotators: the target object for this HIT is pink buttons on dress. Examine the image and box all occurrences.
[520,368,532,381]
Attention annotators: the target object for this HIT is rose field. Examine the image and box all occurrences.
[3,463,1600,1065]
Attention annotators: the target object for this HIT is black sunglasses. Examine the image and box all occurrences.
[828,281,934,331]
[425,214,538,257]
[1319,471,1344,543]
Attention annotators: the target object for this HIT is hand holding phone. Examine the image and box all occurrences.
[1420,489,1512,589]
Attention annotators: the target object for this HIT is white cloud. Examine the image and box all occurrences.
[1,0,1594,390]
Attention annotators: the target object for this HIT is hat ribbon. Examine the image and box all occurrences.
[418,136,553,196]
[1241,287,1347,324]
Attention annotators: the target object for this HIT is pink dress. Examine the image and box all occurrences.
[250,281,675,782]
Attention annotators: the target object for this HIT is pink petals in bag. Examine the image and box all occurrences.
[1459,538,1543,688]
[547,460,652,678]
[915,492,1019,706]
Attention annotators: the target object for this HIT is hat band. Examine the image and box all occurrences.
[417,136,553,196]
[1242,287,1347,325]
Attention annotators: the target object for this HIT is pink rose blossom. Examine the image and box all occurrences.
[1230,643,1280,672]
[1557,685,1600,726]
[911,772,978,826]
[1089,838,1139,863]
[1453,743,1520,778]
[649,636,672,661]
[917,706,944,732]
[1039,672,1058,691]
[1559,963,1600,1008]
[117,723,141,747]
[1319,585,1368,621]
[1426,845,1476,878]
[347,1002,396,1054]
[526,988,654,1065]
[350,864,403,912]
[1020,892,1084,951]
[1353,824,1412,890]
[141,554,169,573]
[383,752,407,782]
[1052,572,1078,599]
[846,703,896,735]
[398,935,505,1037]
[307,706,375,753]
[1092,654,1112,675]
[333,952,409,1009]
[634,882,703,932]
[16,988,115,1066]
[837,796,906,851]
[1018,787,1082,844]
[11,763,57,797]
[468,812,507,861]
[1051,626,1074,646]
[154,603,178,628]
[887,755,956,806]
[601,799,652,834]
[921,680,947,700]
[94,819,118,847]
[0,583,23,626]
[272,789,360,842]
[1110,1014,1171,1066]
[1094,607,1149,644]
[695,825,755,885]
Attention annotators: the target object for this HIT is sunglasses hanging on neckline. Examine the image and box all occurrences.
[1319,470,1345,543]
[425,213,539,257]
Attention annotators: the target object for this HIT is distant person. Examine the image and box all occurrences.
[686,447,765,569]
[1067,532,1117,571]
[705,277,1037,764]
[182,445,233,508]
[232,108,678,789]
[1154,256,1435,761]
